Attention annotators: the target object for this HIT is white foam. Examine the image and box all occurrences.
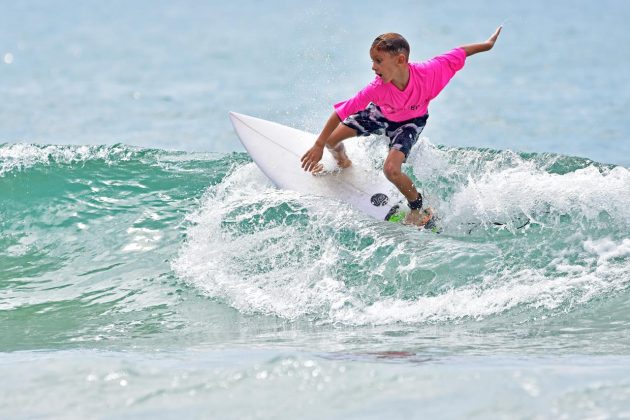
[173,163,357,319]
[406,143,630,230]
[0,144,135,176]
[0,143,224,176]
[583,237,630,266]
[449,165,628,226]
[173,148,630,325]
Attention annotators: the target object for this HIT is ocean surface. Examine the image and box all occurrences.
[2,0,629,418]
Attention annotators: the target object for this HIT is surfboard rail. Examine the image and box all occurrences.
[229,111,403,221]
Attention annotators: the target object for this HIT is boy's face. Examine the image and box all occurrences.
[370,48,406,83]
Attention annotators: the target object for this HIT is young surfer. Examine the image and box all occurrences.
[301,26,502,226]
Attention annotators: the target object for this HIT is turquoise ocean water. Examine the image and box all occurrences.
[2,1,630,418]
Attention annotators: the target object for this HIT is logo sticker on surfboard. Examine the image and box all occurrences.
[370,193,389,207]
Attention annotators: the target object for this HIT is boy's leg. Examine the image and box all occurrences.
[310,123,356,173]
[325,103,387,169]
[383,149,418,201]
[383,149,432,226]
[326,123,356,168]
[304,122,356,174]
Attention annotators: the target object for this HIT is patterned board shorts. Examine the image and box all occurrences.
[341,102,429,160]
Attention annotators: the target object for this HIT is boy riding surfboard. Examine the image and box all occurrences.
[301,26,502,227]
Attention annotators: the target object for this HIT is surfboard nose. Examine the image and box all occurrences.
[229,111,270,130]
[228,112,245,130]
[229,111,254,127]
[229,111,247,119]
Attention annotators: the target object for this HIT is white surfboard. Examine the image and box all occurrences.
[229,112,404,221]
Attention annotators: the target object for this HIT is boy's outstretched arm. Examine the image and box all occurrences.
[460,26,502,57]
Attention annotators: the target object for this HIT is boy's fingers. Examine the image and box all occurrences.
[301,151,312,168]
[301,146,324,172]
[488,26,502,45]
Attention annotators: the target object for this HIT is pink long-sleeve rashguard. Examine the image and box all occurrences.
[334,48,466,123]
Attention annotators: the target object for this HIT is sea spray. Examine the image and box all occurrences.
[173,140,630,325]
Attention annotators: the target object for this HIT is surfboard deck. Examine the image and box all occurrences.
[229,111,439,231]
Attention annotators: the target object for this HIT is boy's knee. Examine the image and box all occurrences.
[383,162,401,180]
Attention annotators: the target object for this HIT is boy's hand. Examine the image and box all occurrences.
[486,26,502,49]
[461,25,503,56]
[301,144,324,172]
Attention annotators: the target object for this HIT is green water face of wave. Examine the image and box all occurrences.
[1,143,629,351]
[0,144,248,350]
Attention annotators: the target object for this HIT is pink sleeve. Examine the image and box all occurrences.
[333,80,379,121]
[422,47,466,100]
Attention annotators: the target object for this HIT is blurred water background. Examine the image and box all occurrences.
[1,0,629,418]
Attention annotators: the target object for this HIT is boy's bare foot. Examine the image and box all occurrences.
[403,207,434,227]
[337,158,352,169]
[311,157,352,175]
[328,144,352,170]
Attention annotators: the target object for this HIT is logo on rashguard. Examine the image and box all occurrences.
[370,193,389,207]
